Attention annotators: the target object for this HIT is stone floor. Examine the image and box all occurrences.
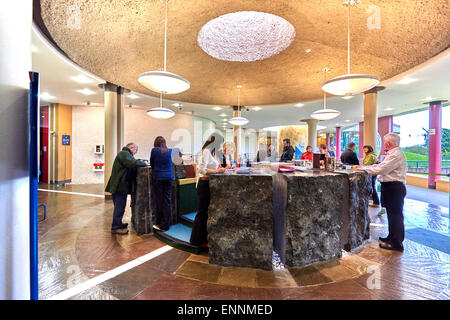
[37,183,450,300]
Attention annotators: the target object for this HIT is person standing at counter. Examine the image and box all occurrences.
[319,144,329,157]
[280,138,295,161]
[256,143,268,162]
[300,145,313,161]
[355,133,407,252]
[340,142,359,165]
[363,145,380,208]
[150,136,174,232]
[106,142,147,234]
[221,141,235,168]
[190,133,226,247]
[267,144,278,162]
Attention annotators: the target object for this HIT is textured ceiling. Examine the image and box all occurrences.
[39,0,449,106]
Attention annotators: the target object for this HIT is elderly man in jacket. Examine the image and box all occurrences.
[106,142,147,234]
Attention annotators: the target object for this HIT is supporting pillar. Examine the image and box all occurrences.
[378,115,393,156]
[0,0,32,300]
[336,127,342,160]
[358,122,364,158]
[363,86,384,154]
[427,100,446,189]
[326,133,330,146]
[100,82,126,198]
[303,119,319,151]
[233,106,242,160]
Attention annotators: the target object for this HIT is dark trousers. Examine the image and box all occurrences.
[190,180,210,246]
[380,181,407,247]
[371,176,380,205]
[111,193,128,230]
[153,179,174,230]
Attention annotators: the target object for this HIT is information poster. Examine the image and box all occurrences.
[295,142,305,159]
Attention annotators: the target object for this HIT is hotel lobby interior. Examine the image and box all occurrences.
[0,0,449,302]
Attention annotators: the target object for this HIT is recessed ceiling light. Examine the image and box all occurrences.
[31,45,38,53]
[219,113,228,117]
[77,88,96,95]
[212,106,222,111]
[305,49,311,53]
[40,92,55,100]
[252,106,262,111]
[342,95,354,100]
[345,120,351,122]
[128,93,139,99]
[422,96,435,102]
[172,103,182,107]
[385,107,393,111]
[72,75,93,84]
[397,77,417,85]
[295,103,304,107]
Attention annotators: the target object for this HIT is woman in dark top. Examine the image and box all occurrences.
[150,136,174,231]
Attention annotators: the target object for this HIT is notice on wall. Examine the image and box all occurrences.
[62,135,71,146]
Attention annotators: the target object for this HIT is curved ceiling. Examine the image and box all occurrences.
[39,0,449,106]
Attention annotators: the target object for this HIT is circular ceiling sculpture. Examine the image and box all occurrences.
[38,0,450,106]
[197,11,296,62]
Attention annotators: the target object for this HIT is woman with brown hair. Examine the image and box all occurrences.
[190,132,226,247]
[150,136,174,231]
[363,145,380,208]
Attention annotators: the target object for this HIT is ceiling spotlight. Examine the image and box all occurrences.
[77,88,95,95]
[72,75,93,84]
[295,103,304,107]
[385,107,393,111]
[40,92,55,100]
[397,77,417,85]
[138,0,189,94]
[305,49,311,53]
[213,106,222,111]
[128,93,139,99]
[252,107,262,111]
[219,113,228,117]
[422,96,435,102]
[341,95,354,100]
[322,1,379,95]
[345,119,351,122]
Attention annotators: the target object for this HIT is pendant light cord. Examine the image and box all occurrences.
[160,92,163,108]
[347,3,350,75]
[323,68,329,109]
[163,0,168,72]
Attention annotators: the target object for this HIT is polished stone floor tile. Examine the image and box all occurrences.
[217,267,258,288]
[312,259,360,282]
[146,249,191,273]
[134,274,200,300]
[288,265,333,287]
[176,260,222,283]
[255,269,298,288]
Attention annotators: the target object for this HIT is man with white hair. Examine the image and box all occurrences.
[354,133,407,252]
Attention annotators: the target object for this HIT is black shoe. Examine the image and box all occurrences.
[379,242,404,252]
[379,236,390,242]
[120,223,128,229]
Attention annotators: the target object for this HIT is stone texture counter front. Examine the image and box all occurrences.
[207,169,371,270]
[208,174,274,270]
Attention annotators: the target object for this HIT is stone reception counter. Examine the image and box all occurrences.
[208,169,371,270]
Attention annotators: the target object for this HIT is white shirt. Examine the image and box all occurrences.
[197,148,220,176]
[362,147,407,184]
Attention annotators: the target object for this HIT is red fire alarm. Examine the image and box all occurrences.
[93,162,104,172]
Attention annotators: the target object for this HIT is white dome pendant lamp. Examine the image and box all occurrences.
[147,92,175,119]
[138,0,190,94]
[321,0,379,96]
[312,68,341,120]
[228,85,249,126]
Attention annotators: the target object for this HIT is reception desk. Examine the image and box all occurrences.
[207,168,371,270]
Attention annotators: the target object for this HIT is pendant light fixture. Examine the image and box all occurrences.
[311,68,341,120]
[138,0,190,94]
[146,92,175,119]
[321,0,379,96]
[228,85,249,126]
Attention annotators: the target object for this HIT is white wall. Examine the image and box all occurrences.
[71,106,216,184]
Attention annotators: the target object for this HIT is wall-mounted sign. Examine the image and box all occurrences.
[429,129,436,135]
[93,162,104,172]
[94,144,104,154]
[62,135,70,146]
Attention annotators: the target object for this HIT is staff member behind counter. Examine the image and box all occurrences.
[221,141,235,168]
[190,133,226,247]
[280,138,295,161]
